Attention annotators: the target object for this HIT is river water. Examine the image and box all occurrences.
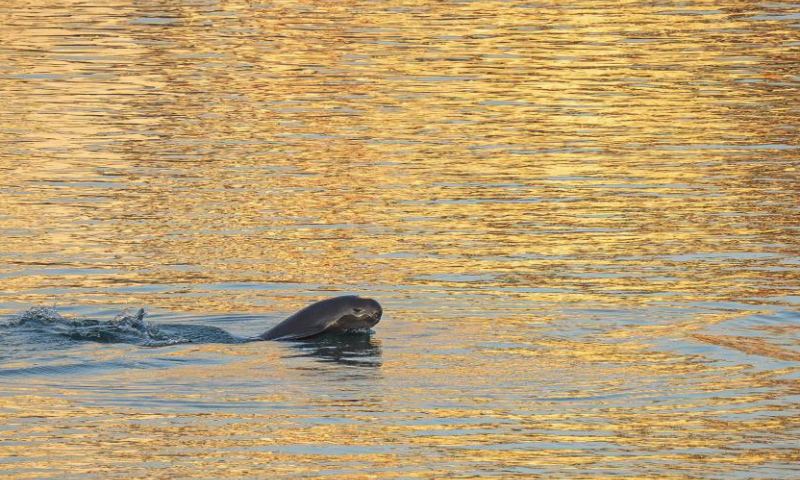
[1,1,800,478]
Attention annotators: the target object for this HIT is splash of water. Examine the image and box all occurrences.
[5,306,185,346]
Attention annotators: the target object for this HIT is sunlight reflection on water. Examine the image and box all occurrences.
[1,0,800,478]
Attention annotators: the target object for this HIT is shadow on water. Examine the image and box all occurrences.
[287,333,382,368]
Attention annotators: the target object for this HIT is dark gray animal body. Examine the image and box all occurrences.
[259,295,383,341]
[137,295,382,342]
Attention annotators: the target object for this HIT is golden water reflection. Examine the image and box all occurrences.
[1,0,799,478]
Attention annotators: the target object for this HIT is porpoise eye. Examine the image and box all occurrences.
[353,308,363,313]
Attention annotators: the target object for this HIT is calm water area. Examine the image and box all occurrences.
[1,1,800,478]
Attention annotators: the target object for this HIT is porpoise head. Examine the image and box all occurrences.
[331,295,383,332]
[260,295,383,341]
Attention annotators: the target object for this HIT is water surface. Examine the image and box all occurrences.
[1,1,800,478]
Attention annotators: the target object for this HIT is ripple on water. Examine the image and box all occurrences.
[2,0,800,478]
